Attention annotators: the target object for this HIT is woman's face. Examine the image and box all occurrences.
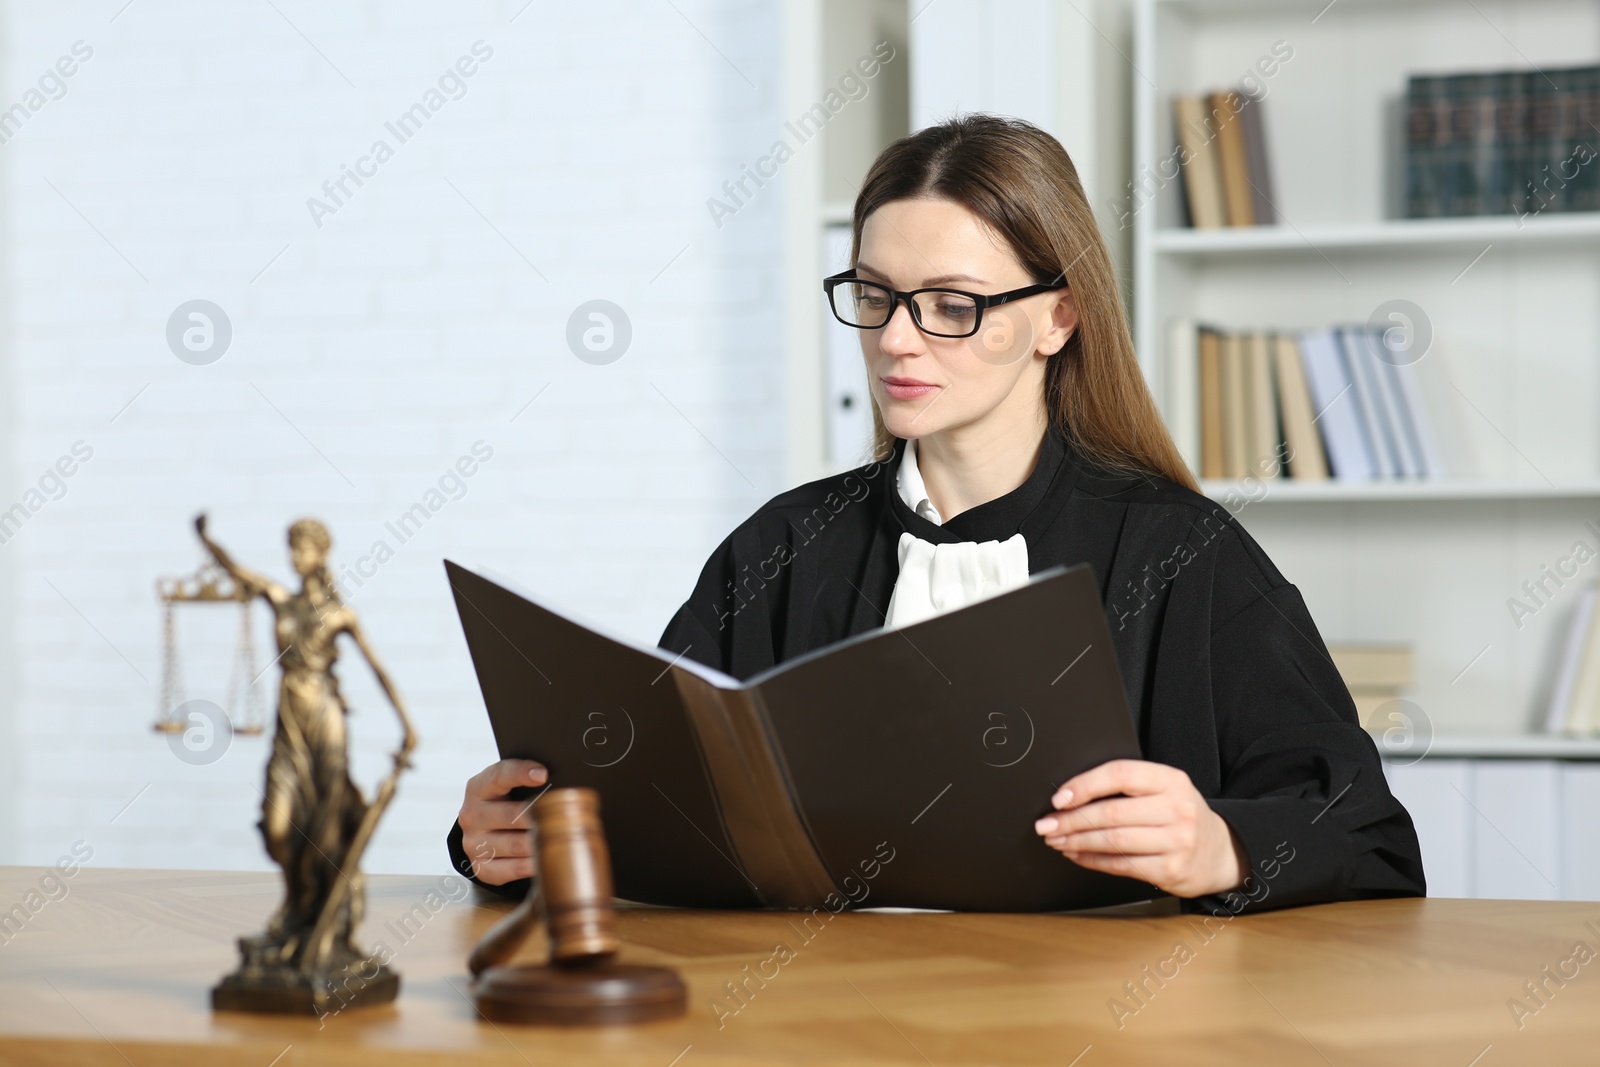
[290,535,326,579]
[854,197,1077,442]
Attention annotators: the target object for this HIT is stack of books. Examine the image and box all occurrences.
[1165,321,1469,483]
[1328,644,1415,731]
[1543,583,1600,736]
[1172,88,1276,228]
[1405,64,1600,218]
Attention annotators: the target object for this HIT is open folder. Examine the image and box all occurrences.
[444,559,1154,912]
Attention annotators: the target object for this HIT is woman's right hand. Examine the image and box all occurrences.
[458,759,548,885]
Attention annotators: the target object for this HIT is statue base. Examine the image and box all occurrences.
[473,960,686,1025]
[212,941,399,1016]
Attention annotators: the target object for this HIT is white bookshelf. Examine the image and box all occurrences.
[1134,0,1600,753]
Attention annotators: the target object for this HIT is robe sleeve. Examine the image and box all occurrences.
[1181,533,1427,915]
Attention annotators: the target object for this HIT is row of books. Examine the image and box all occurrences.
[1544,583,1600,736]
[1340,629,1600,739]
[1405,64,1600,218]
[1336,635,1600,741]
[1165,322,1468,483]
[1172,89,1277,228]
[1329,644,1415,731]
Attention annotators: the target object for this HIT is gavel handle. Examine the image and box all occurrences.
[467,877,543,977]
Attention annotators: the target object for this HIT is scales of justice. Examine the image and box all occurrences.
[153,541,266,739]
[156,513,418,1015]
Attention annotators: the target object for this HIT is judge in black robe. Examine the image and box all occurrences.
[448,420,1426,916]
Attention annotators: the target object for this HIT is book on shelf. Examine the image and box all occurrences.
[1328,643,1414,732]
[1271,334,1329,481]
[1209,90,1256,226]
[1246,333,1280,480]
[1165,318,1201,475]
[1174,87,1276,229]
[1237,88,1276,224]
[1336,326,1403,478]
[1198,326,1225,480]
[1219,331,1248,478]
[1405,63,1600,219]
[1545,583,1600,737]
[1298,328,1374,481]
[1380,342,1444,477]
[1174,95,1226,228]
[1330,644,1415,690]
[1169,320,1472,484]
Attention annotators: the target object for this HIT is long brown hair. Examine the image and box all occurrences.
[851,113,1198,492]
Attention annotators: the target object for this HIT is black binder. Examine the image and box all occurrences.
[444,558,1154,912]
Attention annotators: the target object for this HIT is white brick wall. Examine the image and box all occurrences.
[0,0,786,874]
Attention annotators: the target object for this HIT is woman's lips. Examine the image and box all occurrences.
[881,376,938,400]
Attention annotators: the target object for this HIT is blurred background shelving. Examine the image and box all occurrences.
[1135,0,1600,897]
[1136,0,1600,740]
[787,0,1135,482]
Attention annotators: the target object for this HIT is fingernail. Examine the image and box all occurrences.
[530,768,546,783]
[1035,816,1057,834]
[1056,788,1072,805]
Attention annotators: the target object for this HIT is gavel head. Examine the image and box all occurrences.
[531,787,620,964]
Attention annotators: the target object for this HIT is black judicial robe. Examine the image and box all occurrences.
[448,423,1426,914]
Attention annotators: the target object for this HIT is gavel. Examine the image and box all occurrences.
[467,787,686,1024]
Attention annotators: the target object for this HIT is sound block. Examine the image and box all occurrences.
[473,961,687,1025]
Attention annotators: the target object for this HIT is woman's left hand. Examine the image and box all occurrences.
[1033,759,1250,898]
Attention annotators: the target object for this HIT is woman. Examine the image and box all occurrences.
[450,114,1425,914]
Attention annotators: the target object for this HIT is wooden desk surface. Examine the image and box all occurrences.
[1,867,1597,1065]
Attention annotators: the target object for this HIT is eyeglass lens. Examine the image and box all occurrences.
[834,282,977,337]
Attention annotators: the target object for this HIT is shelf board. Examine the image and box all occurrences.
[1155,213,1600,258]
[1376,734,1600,760]
[1157,0,1503,15]
[1199,479,1600,503]
[821,201,854,227]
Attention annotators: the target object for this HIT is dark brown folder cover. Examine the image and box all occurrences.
[444,559,1154,912]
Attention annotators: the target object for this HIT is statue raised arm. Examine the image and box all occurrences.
[194,512,285,606]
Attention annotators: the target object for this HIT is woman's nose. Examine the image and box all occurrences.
[877,300,924,354]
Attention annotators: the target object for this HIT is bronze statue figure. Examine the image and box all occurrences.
[196,513,418,1016]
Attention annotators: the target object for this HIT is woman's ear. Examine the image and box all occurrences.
[1039,288,1079,357]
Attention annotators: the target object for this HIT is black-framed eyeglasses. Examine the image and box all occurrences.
[822,269,1068,338]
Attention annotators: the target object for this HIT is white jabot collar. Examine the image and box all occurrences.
[885,437,1030,630]
[896,436,942,524]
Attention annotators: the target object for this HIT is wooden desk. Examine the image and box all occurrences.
[1,867,1597,1065]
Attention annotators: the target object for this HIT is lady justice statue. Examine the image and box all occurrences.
[196,513,418,1016]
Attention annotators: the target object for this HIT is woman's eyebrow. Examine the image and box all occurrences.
[855,261,987,287]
